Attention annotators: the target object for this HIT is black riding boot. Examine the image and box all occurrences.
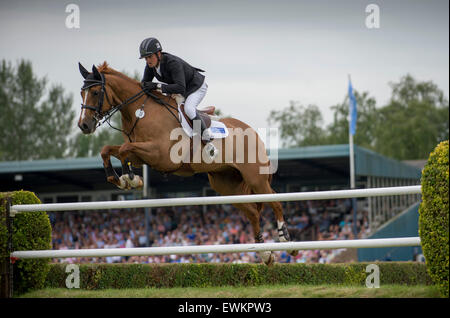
[192,114,218,159]
[193,114,210,142]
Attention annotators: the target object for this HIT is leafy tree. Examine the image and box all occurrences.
[374,74,449,160]
[267,74,448,160]
[268,101,327,147]
[268,93,378,149]
[70,114,123,157]
[0,59,74,161]
[324,90,378,150]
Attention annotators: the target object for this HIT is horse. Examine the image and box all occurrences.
[77,62,298,264]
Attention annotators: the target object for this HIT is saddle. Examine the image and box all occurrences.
[180,105,215,129]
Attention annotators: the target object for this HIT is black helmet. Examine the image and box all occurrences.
[139,37,162,59]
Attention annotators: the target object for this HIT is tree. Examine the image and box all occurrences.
[268,91,378,149]
[70,114,123,157]
[268,101,327,147]
[324,90,379,150]
[374,74,449,160]
[0,59,74,161]
[267,74,448,160]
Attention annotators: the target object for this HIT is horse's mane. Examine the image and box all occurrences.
[97,61,140,87]
[96,61,174,105]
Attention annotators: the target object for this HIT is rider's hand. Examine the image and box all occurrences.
[141,81,158,91]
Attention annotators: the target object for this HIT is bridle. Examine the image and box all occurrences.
[80,71,180,141]
[80,72,147,126]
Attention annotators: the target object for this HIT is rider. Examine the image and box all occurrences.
[139,37,218,158]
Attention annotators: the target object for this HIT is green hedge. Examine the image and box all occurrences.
[419,140,449,297]
[45,262,432,289]
[0,191,52,295]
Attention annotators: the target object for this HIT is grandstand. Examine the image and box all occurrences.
[0,144,422,263]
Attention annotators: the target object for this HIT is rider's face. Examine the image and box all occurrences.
[145,53,159,68]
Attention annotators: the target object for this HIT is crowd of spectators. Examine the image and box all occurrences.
[49,198,370,264]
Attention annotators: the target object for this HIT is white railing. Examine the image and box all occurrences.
[11,237,421,259]
[8,185,423,260]
[10,185,421,214]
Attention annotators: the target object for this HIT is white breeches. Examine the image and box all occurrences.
[183,81,208,120]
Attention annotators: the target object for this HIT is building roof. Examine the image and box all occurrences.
[0,144,422,177]
[0,144,421,194]
[0,156,121,173]
[274,144,421,179]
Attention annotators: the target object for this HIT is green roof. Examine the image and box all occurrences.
[272,144,421,179]
[274,144,350,160]
[0,144,421,179]
[0,156,122,173]
[354,146,422,179]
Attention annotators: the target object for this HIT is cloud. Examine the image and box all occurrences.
[0,0,448,134]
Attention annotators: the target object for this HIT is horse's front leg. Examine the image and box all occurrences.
[100,145,126,189]
[116,141,162,190]
[118,156,144,190]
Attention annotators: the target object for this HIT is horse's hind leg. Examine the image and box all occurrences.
[241,172,299,257]
[207,171,275,265]
[265,196,298,257]
[233,202,275,265]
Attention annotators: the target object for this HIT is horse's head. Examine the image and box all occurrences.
[77,63,115,134]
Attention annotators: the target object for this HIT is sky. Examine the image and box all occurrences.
[0,0,448,134]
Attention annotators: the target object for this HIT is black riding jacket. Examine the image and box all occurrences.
[142,52,205,98]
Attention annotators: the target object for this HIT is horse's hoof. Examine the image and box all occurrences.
[118,175,131,190]
[288,250,299,257]
[265,253,275,266]
[134,178,143,189]
[125,174,143,188]
[121,174,143,189]
[107,176,119,184]
[260,251,275,266]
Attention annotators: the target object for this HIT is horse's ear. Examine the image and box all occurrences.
[79,62,89,79]
[92,65,101,80]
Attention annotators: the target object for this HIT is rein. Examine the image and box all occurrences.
[81,73,180,142]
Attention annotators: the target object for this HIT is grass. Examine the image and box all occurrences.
[18,284,443,298]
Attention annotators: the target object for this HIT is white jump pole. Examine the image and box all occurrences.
[10,185,421,214]
[11,237,421,259]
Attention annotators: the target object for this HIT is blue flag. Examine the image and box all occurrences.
[348,79,357,135]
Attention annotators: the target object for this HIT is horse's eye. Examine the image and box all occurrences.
[93,91,99,96]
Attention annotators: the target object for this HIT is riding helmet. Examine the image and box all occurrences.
[139,37,162,59]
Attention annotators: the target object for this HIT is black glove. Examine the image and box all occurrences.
[141,81,158,91]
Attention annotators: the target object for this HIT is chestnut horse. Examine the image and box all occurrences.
[77,62,297,264]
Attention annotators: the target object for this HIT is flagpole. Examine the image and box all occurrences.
[348,74,356,189]
[348,74,355,189]
[349,130,355,189]
[348,74,357,237]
